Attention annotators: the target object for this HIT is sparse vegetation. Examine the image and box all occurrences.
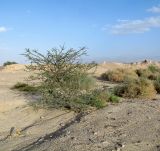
[108,94,120,103]
[100,68,137,83]
[12,82,40,93]
[100,65,160,99]
[148,64,160,73]
[81,89,120,109]
[136,64,160,80]
[154,76,160,94]
[114,77,156,99]
[22,46,101,110]
[3,61,17,66]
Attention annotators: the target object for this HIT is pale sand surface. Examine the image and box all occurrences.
[0,65,75,151]
[0,62,160,151]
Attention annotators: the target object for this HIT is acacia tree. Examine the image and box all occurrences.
[23,46,97,109]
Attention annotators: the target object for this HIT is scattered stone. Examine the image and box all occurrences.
[38,137,44,142]
[40,116,44,119]
[136,140,141,144]
[66,131,71,135]
[116,148,121,151]
[59,123,65,126]
[93,132,98,135]
[157,145,160,150]
[89,138,94,143]
[110,117,116,120]
[147,116,151,120]
[102,140,110,146]
[71,136,75,140]
[127,110,132,115]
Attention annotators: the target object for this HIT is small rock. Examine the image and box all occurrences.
[108,112,112,114]
[135,140,141,144]
[89,138,94,143]
[59,123,65,126]
[117,148,121,151]
[38,137,44,142]
[71,136,77,141]
[157,145,160,149]
[110,117,116,120]
[71,136,75,140]
[93,132,98,135]
[102,140,110,146]
[116,142,123,147]
[127,110,132,115]
[147,116,151,120]
[66,131,71,135]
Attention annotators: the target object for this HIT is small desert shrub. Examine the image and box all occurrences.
[154,76,160,94]
[114,77,156,99]
[23,46,97,111]
[136,68,151,78]
[82,89,120,109]
[108,94,120,103]
[82,90,107,109]
[101,68,137,83]
[12,82,39,93]
[40,89,109,111]
[136,65,160,80]
[3,61,17,66]
[78,74,96,91]
[148,64,160,73]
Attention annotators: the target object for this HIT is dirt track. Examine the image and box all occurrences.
[1,64,160,151]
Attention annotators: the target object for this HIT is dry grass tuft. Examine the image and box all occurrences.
[101,68,138,83]
[114,77,156,99]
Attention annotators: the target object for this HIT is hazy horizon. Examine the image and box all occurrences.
[0,0,160,64]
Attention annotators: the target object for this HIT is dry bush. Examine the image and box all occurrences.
[136,68,156,80]
[136,65,160,80]
[154,76,160,94]
[114,77,156,99]
[148,64,160,73]
[101,68,137,83]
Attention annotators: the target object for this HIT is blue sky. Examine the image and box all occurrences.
[0,0,160,64]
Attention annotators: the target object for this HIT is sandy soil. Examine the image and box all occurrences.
[0,65,75,151]
[0,63,160,151]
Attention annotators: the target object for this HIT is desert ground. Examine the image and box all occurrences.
[1,62,160,151]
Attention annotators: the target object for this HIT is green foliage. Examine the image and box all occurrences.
[73,74,96,91]
[12,82,39,93]
[85,89,109,108]
[23,46,97,110]
[81,89,120,109]
[108,94,120,103]
[3,61,17,66]
[114,77,156,99]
